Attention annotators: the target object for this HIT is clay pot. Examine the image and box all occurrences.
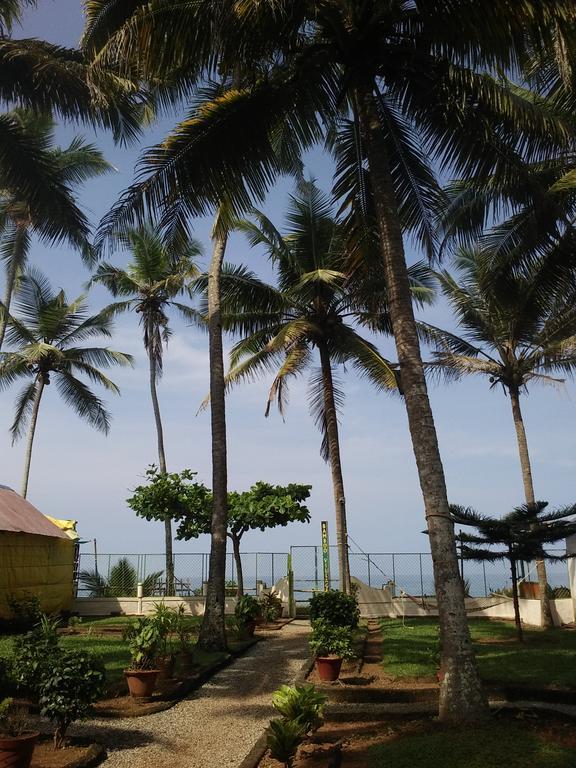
[316,656,343,682]
[179,651,195,677]
[124,669,159,698]
[156,655,175,682]
[238,620,256,639]
[0,731,39,768]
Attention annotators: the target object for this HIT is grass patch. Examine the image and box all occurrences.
[380,618,576,688]
[370,721,576,768]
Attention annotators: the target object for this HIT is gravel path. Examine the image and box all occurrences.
[74,621,310,768]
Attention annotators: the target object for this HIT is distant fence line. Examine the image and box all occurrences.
[76,546,570,600]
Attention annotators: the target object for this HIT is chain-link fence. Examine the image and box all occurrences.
[76,547,571,600]
[289,545,571,601]
[76,551,288,597]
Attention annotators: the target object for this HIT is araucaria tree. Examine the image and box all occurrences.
[91,227,200,595]
[427,249,576,627]
[0,269,132,497]
[82,0,576,720]
[450,502,576,641]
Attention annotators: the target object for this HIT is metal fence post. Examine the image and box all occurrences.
[287,553,295,617]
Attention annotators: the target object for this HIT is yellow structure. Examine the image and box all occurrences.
[0,487,77,619]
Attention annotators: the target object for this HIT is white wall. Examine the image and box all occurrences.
[73,596,237,616]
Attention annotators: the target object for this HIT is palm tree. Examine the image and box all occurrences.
[90,226,201,595]
[212,182,432,594]
[79,557,163,598]
[424,248,576,627]
[82,0,576,719]
[450,502,576,642]
[0,269,132,497]
[0,109,112,352]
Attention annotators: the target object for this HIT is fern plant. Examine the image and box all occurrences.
[266,718,305,768]
[272,684,326,734]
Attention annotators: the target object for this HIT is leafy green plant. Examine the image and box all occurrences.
[173,605,195,653]
[309,590,359,628]
[266,718,305,768]
[6,594,41,631]
[235,594,262,625]
[123,618,161,670]
[79,557,163,597]
[309,619,356,660]
[11,616,60,695]
[151,603,177,658]
[38,649,105,748]
[272,684,326,734]
[0,698,32,738]
[260,592,283,623]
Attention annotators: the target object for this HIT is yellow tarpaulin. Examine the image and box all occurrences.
[44,516,79,540]
[0,532,76,619]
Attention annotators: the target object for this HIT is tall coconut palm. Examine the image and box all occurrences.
[91,226,201,595]
[82,0,576,719]
[213,182,432,593]
[424,248,576,627]
[0,268,132,497]
[0,110,112,352]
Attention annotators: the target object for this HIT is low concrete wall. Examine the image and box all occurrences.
[72,596,237,617]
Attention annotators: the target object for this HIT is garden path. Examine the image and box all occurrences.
[76,620,310,768]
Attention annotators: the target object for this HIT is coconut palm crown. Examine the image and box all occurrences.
[90,225,201,594]
[425,247,576,626]
[0,268,133,497]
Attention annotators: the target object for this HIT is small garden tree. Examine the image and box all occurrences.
[450,502,576,641]
[128,467,311,596]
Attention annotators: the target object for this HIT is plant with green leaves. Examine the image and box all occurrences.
[235,595,261,626]
[38,649,105,748]
[272,684,326,735]
[309,590,359,629]
[151,602,177,660]
[0,109,112,353]
[123,618,162,670]
[91,227,201,594]
[11,615,60,695]
[266,718,306,768]
[450,501,576,641]
[78,556,162,598]
[260,592,283,624]
[0,697,31,738]
[427,248,576,627]
[309,619,356,660]
[0,269,132,497]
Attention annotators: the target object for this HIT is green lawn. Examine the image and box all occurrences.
[380,618,576,688]
[370,721,576,768]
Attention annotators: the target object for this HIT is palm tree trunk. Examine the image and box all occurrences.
[509,385,551,628]
[318,341,351,593]
[230,533,244,597]
[198,228,229,651]
[355,80,488,722]
[147,339,174,596]
[0,240,21,352]
[509,551,524,643]
[20,376,45,498]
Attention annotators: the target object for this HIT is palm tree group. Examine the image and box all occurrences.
[1,0,576,724]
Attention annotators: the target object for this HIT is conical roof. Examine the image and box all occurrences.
[0,487,68,538]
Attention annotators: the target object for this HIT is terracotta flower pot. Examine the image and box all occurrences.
[156,655,175,682]
[124,669,159,698]
[239,620,256,639]
[316,656,343,682]
[0,731,39,768]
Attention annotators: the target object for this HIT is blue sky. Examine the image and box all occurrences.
[1,1,575,565]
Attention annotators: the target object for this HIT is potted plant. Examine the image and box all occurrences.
[151,603,177,681]
[123,618,161,697]
[173,606,195,676]
[235,595,262,638]
[308,619,356,681]
[0,698,38,768]
[259,592,283,625]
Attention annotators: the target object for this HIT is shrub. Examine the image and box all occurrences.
[309,590,359,628]
[5,594,41,632]
[235,594,262,624]
[12,616,60,695]
[266,718,305,768]
[272,684,326,733]
[39,649,105,748]
[260,592,283,623]
[123,617,161,670]
[0,698,31,737]
[308,618,356,660]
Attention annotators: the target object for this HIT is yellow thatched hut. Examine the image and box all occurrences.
[0,485,77,619]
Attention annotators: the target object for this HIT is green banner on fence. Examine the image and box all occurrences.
[321,521,330,591]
